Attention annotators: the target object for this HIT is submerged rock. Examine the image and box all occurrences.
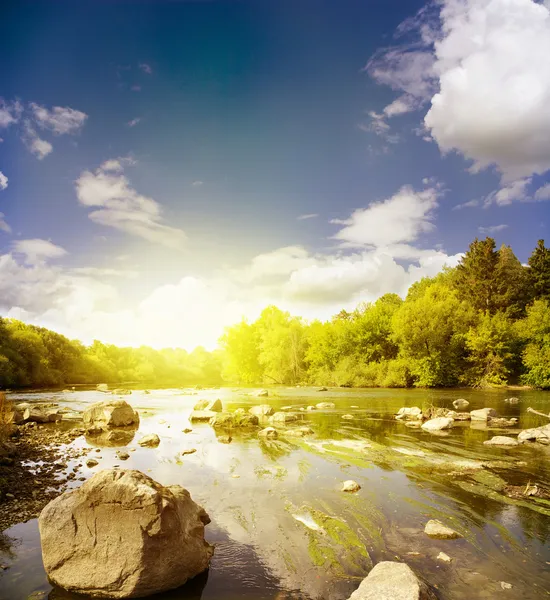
[342,414,354,420]
[39,469,213,598]
[249,404,274,417]
[83,400,139,431]
[112,389,132,396]
[258,427,278,439]
[341,480,361,493]
[453,399,470,410]
[23,406,62,424]
[484,436,519,447]
[316,402,335,409]
[470,408,497,421]
[209,412,259,428]
[317,387,328,392]
[256,389,269,397]
[437,552,452,563]
[421,417,453,431]
[505,397,519,404]
[424,519,462,539]
[193,399,222,412]
[518,423,550,444]
[396,407,423,421]
[138,433,160,448]
[285,426,314,437]
[488,417,518,428]
[348,561,436,600]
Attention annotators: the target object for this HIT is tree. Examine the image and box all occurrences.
[454,237,499,313]
[493,244,530,317]
[219,320,263,384]
[516,300,550,389]
[528,239,550,302]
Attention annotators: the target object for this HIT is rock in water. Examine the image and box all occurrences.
[83,400,139,431]
[348,561,436,599]
[470,408,497,421]
[395,407,424,421]
[138,433,161,447]
[341,480,361,493]
[193,399,222,412]
[518,423,550,444]
[424,519,462,539]
[258,427,278,439]
[453,399,469,410]
[249,404,274,417]
[39,469,213,599]
[484,436,519,446]
[316,402,335,409]
[421,417,453,431]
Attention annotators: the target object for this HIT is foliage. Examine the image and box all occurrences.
[528,239,550,302]
[516,300,550,389]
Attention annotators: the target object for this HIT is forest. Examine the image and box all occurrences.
[1,237,549,390]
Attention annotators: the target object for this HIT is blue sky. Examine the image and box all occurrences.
[1,0,549,349]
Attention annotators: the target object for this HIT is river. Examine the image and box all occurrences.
[1,386,549,600]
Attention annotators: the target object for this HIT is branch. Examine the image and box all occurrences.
[527,407,550,420]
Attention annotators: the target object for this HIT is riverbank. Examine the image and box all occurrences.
[0,423,88,531]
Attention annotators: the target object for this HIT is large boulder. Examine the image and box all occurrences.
[421,417,453,432]
[348,561,436,600]
[83,400,139,431]
[395,407,423,421]
[24,406,62,423]
[470,408,497,421]
[518,423,550,444]
[96,384,109,393]
[39,470,213,598]
[249,404,274,417]
[193,399,222,412]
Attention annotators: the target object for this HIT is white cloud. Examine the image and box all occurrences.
[139,63,153,74]
[425,0,550,181]
[297,213,318,220]
[534,183,550,201]
[0,171,7,190]
[21,120,53,159]
[484,177,531,207]
[331,185,441,247]
[383,94,421,117]
[127,117,141,127]
[71,267,138,278]
[478,224,508,234]
[453,199,479,211]
[29,103,88,135]
[75,160,187,250]
[192,180,203,187]
[0,99,23,128]
[12,239,67,264]
[0,213,11,233]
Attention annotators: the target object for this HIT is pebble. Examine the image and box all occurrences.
[437,552,452,563]
[341,480,361,493]
[500,582,513,590]
[181,448,197,456]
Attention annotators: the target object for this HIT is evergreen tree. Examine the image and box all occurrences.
[454,237,499,313]
[528,239,550,301]
[494,244,530,317]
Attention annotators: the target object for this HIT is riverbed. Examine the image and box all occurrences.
[1,386,550,600]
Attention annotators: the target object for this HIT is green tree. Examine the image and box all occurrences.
[494,244,530,317]
[516,299,550,389]
[528,239,550,302]
[454,237,499,313]
[219,320,263,383]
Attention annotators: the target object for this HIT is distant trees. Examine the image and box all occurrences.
[1,236,549,390]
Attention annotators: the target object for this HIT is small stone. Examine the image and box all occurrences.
[453,399,469,410]
[500,582,513,590]
[138,433,161,448]
[342,414,354,420]
[437,552,452,563]
[421,417,453,432]
[86,459,99,468]
[483,436,518,447]
[183,428,192,434]
[181,448,197,456]
[470,408,497,421]
[316,402,335,409]
[231,474,240,478]
[341,480,361,493]
[217,435,232,444]
[258,427,278,439]
[317,387,328,392]
[116,451,130,460]
[424,519,462,539]
[6,493,14,499]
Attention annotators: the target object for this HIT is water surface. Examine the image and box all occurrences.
[1,387,550,600]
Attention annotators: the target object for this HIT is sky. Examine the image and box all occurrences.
[1,0,550,351]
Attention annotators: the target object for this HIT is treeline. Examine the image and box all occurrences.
[0,321,223,388]
[220,238,550,389]
[1,237,549,390]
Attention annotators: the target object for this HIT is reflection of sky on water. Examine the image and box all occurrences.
[1,387,550,599]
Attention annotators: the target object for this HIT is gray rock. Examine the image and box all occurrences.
[518,423,550,444]
[271,412,298,423]
[421,417,453,431]
[396,407,423,421]
[258,427,278,439]
[316,402,335,409]
[23,407,62,424]
[83,400,139,431]
[484,436,518,447]
[348,561,436,599]
[470,408,497,421]
[39,469,213,598]
[193,399,222,412]
[189,410,217,422]
[284,426,314,437]
[341,480,361,492]
[424,519,462,539]
[249,404,274,417]
[138,433,161,448]
[453,399,470,410]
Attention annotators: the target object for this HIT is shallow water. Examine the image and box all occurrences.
[1,386,550,600]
